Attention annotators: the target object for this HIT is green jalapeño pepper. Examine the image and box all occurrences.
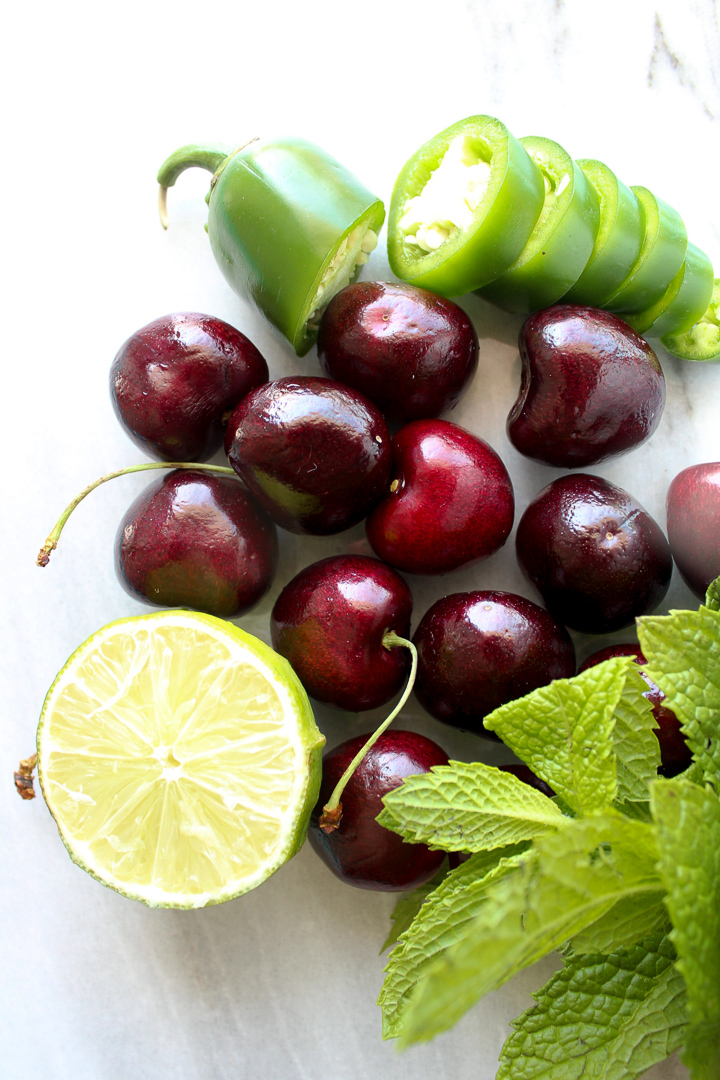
[627,243,714,338]
[604,187,687,316]
[477,136,601,314]
[387,115,545,296]
[157,139,385,356]
[662,278,720,361]
[561,160,644,307]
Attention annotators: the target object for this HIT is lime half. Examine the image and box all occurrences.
[37,611,324,908]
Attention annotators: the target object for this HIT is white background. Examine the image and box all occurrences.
[3,1,719,1077]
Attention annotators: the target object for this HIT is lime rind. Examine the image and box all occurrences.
[37,610,324,909]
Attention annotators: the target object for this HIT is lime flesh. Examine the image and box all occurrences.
[37,611,324,908]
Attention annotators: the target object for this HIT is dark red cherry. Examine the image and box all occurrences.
[508,306,665,467]
[317,281,478,423]
[308,731,449,891]
[366,419,514,575]
[271,555,413,712]
[412,591,576,736]
[110,313,268,461]
[516,474,673,634]
[225,377,391,535]
[499,763,555,797]
[666,462,720,598]
[115,470,278,617]
[578,644,691,778]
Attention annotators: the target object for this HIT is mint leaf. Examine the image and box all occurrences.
[395,815,662,1045]
[484,658,634,815]
[706,576,720,612]
[612,663,661,801]
[570,891,670,955]
[379,846,527,1039]
[381,862,448,953]
[378,761,566,853]
[638,606,720,786]
[497,932,686,1079]
[651,779,720,1077]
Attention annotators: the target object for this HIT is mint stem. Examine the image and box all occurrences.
[319,633,418,832]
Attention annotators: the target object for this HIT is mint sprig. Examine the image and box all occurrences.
[651,779,720,1076]
[378,760,566,853]
[393,816,662,1046]
[376,595,720,1075]
[497,932,687,1079]
[483,657,634,814]
[638,606,720,786]
[379,847,527,1038]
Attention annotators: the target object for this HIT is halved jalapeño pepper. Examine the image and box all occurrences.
[561,160,643,307]
[661,279,720,361]
[605,187,687,316]
[157,139,385,356]
[627,243,714,338]
[387,115,545,297]
[477,136,601,314]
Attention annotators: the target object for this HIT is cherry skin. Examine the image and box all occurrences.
[271,556,413,712]
[666,462,720,598]
[308,730,449,891]
[225,377,391,535]
[499,763,555,797]
[516,474,673,634]
[578,644,691,778]
[412,591,576,735]
[508,306,665,468]
[317,281,478,423]
[115,470,278,617]
[366,419,514,575]
[110,313,268,462]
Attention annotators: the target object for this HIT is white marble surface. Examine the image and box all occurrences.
[3,1,720,1076]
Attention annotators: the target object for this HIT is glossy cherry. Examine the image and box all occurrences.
[666,462,720,598]
[579,644,691,778]
[508,306,665,467]
[366,419,514,575]
[115,470,278,617]
[412,591,576,735]
[317,281,478,423]
[225,377,391,535]
[271,556,413,711]
[516,474,673,634]
[110,312,268,461]
[308,730,449,891]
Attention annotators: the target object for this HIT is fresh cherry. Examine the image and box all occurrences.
[317,281,478,423]
[308,731,449,891]
[516,474,673,634]
[224,377,391,535]
[110,313,268,461]
[116,470,278,617]
[366,419,514,575]
[508,306,665,467]
[271,555,413,711]
[578,644,691,778]
[412,591,576,735]
[666,462,720,598]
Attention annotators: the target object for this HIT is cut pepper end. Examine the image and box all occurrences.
[661,279,720,361]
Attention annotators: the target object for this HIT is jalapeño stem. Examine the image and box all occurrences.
[319,632,418,833]
[37,462,237,566]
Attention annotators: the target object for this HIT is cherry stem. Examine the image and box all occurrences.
[36,461,237,567]
[319,632,418,833]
